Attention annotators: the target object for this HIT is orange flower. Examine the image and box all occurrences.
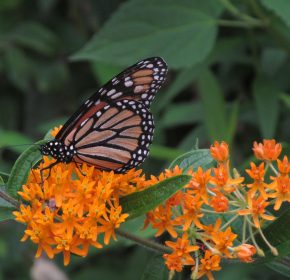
[238,195,275,228]
[253,139,282,161]
[246,162,268,199]
[163,253,183,272]
[149,205,180,238]
[165,233,199,257]
[211,165,244,193]
[277,156,290,175]
[234,244,256,263]
[181,193,204,230]
[210,194,229,212]
[14,157,146,265]
[197,250,221,280]
[210,141,229,162]
[211,227,237,257]
[188,167,211,203]
[268,175,290,210]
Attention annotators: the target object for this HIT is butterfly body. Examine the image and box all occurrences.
[40,57,167,173]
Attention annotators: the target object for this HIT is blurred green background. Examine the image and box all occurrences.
[0,0,290,279]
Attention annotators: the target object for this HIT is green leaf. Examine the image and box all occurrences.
[169,149,214,172]
[150,145,183,161]
[261,48,287,76]
[226,101,239,146]
[261,0,290,29]
[91,62,123,85]
[256,209,290,263]
[0,172,9,183]
[161,102,202,128]
[9,21,57,55]
[120,175,191,220]
[141,254,167,280]
[0,207,14,222]
[280,92,290,110]
[253,74,279,138]
[153,66,202,113]
[198,69,227,141]
[71,0,223,69]
[0,129,34,153]
[7,140,46,199]
[266,256,290,278]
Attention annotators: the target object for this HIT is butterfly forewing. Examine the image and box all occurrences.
[55,57,166,142]
[45,57,167,173]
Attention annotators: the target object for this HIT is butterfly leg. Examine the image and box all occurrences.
[72,160,86,177]
[39,160,59,185]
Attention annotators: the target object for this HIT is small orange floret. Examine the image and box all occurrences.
[210,194,229,212]
[253,139,282,161]
[234,244,256,263]
[197,250,221,280]
[210,141,229,162]
[50,125,63,138]
[268,175,290,210]
[277,156,290,175]
[238,195,275,228]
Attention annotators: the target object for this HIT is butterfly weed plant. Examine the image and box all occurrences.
[0,126,289,279]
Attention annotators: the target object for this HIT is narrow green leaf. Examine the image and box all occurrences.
[169,149,214,172]
[161,102,202,128]
[150,145,183,161]
[9,21,57,55]
[7,140,46,198]
[71,0,223,69]
[0,172,9,183]
[120,175,191,220]
[255,209,290,263]
[253,74,279,138]
[261,0,290,28]
[266,256,290,277]
[141,254,167,280]
[280,92,290,110]
[0,207,15,222]
[261,48,287,76]
[0,129,34,153]
[198,70,227,141]
[226,101,239,146]
[154,66,202,113]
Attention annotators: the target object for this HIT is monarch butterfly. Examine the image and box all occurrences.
[40,57,168,174]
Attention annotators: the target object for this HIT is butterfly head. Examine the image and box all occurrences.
[40,140,76,163]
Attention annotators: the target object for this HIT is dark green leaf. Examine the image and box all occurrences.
[7,140,46,199]
[261,0,290,28]
[280,93,290,110]
[256,209,290,263]
[266,256,290,277]
[169,149,214,172]
[261,48,287,76]
[120,175,191,220]
[91,62,123,85]
[198,70,227,141]
[72,0,223,69]
[253,74,279,138]
[9,22,57,55]
[0,172,9,183]
[141,254,167,280]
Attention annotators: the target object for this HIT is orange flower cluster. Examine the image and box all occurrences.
[13,157,147,265]
[144,140,288,279]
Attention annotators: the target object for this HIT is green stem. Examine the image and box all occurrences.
[115,229,172,254]
[218,19,264,28]
[220,214,239,230]
[219,0,265,25]
[0,190,19,208]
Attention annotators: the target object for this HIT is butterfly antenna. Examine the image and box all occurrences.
[0,143,40,152]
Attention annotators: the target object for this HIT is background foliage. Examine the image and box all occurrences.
[0,0,290,279]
